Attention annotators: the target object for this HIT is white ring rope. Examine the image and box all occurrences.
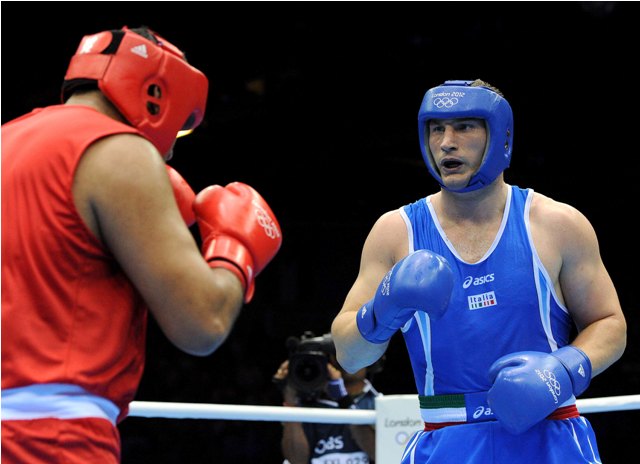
[129,402,375,424]
[577,394,640,413]
[128,394,640,424]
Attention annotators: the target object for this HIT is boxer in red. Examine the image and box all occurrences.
[1,26,282,463]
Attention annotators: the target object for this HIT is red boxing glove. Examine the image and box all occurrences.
[193,182,282,302]
[166,165,196,227]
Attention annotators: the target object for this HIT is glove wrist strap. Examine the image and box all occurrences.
[356,301,388,344]
[203,236,255,302]
[207,260,249,301]
[551,346,592,396]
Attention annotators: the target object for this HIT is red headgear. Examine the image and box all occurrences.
[63,26,208,155]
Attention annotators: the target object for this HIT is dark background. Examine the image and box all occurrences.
[2,2,638,462]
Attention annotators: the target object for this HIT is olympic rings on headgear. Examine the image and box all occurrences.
[433,97,459,109]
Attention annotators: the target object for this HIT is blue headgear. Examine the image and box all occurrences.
[418,80,513,192]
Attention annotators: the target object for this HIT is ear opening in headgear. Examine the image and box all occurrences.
[146,84,162,116]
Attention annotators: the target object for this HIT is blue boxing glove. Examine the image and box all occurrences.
[356,249,453,344]
[487,346,592,435]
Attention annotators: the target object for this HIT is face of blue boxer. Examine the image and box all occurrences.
[418,80,513,192]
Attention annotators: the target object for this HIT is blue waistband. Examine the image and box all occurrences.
[1,383,119,425]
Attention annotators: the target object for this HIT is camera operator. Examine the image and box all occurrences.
[273,332,381,464]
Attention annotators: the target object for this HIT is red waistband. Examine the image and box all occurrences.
[423,404,579,431]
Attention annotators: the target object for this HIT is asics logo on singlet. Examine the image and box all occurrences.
[253,202,280,239]
[433,97,459,108]
[463,273,495,289]
[473,406,494,419]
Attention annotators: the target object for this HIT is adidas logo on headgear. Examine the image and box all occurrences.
[130,44,148,58]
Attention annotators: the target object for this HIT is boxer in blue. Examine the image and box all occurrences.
[331,80,627,463]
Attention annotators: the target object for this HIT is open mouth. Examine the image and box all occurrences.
[442,159,463,170]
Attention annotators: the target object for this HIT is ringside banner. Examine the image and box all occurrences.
[375,395,423,463]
